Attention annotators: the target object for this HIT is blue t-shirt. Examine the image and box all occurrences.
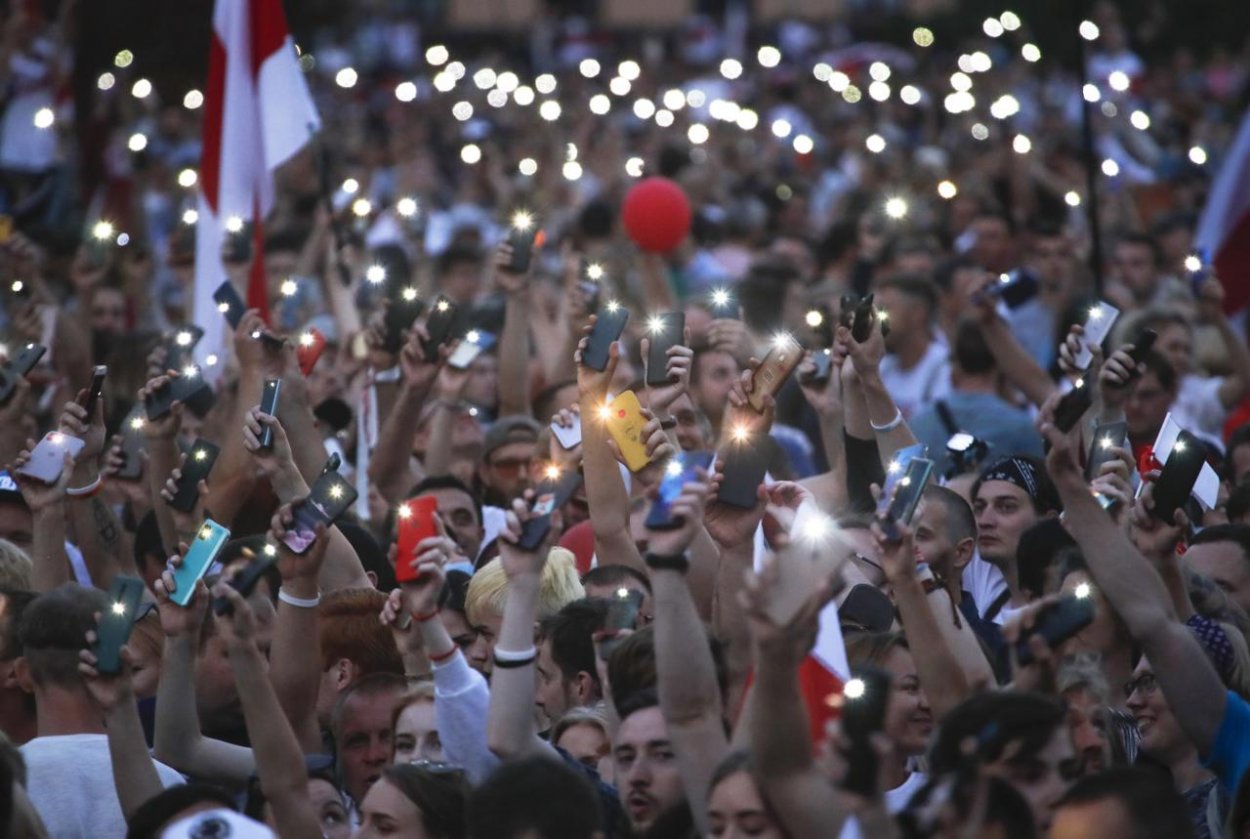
[1203,690,1250,794]
[909,391,1043,476]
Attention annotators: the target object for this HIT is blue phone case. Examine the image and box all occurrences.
[646,451,714,529]
[171,519,231,606]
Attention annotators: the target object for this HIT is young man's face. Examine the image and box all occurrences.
[911,499,966,580]
[1123,371,1174,443]
[691,351,739,426]
[466,609,502,676]
[337,687,403,806]
[1185,539,1250,614]
[972,480,1038,574]
[614,705,685,833]
[418,487,483,560]
[535,637,585,727]
[479,440,536,501]
[984,726,1078,833]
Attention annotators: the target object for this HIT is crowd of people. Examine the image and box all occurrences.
[3,0,1250,837]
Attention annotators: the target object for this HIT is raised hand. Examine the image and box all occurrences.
[154,545,211,636]
[269,502,331,586]
[838,315,886,379]
[1099,346,1143,413]
[1128,474,1189,562]
[398,323,442,391]
[704,456,768,548]
[78,629,135,712]
[494,242,530,295]
[723,365,774,440]
[159,452,209,538]
[59,392,106,468]
[640,333,693,419]
[243,407,298,482]
[391,540,449,620]
[645,469,711,557]
[9,439,73,511]
[137,375,184,442]
[497,492,556,580]
[574,316,620,399]
[212,583,259,649]
[1036,392,1085,493]
[739,552,837,667]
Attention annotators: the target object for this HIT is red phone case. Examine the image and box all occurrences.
[395,497,439,583]
[297,328,327,376]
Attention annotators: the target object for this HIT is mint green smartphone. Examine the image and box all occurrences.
[171,519,231,607]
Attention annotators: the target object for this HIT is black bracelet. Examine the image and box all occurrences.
[644,551,690,573]
[492,654,536,669]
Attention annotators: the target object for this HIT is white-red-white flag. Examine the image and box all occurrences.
[193,0,319,368]
[1196,107,1250,313]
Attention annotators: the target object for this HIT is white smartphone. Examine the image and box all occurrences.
[17,432,86,484]
[550,414,582,450]
[1073,301,1121,370]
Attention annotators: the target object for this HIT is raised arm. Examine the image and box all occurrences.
[494,243,534,418]
[839,317,919,467]
[421,358,472,480]
[975,301,1058,409]
[796,352,849,515]
[368,327,440,504]
[1196,277,1250,409]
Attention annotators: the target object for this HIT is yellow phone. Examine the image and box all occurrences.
[605,390,651,472]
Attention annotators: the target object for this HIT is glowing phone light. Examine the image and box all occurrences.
[1184,254,1202,273]
[545,464,561,480]
[605,300,621,313]
[436,299,450,312]
[1088,306,1103,320]
[199,525,213,539]
[329,485,344,500]
[586,263,605,281]
[299,332,316,347]
[401,287,418,302]
[646,315,665,334]
[194,449,208,461]
[731,425,750,443]
[806,310,824,328]
[280,279,298,297]
[397,503,412,519]
[263,544,277,556]
[129,416,144,430]
[844,678,866,699]
[92,221,115,241]
[112,602,127,615]
[711,288,730,308]
[665,459,683,477]
[511,210,534,231]
[175,331,193,347]
[1074,581,1092,599]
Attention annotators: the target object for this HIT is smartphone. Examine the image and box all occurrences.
[212,281,248,330]
[1085,421,1128,481]
[749,334,803,412]
[93,576,146,675]
[839,666,893,797]
[578,279,602,314]
[646,451,714,530]
[518,470,585,551]
[597,588,645,658]
[838,294,858,329]
[1015,593,1096,667]
[1072,301,1121,370]
[708,288,738,320]
[297,328,327,376]
[258,379,281,451]
[116,407,147,481]
[384,286,425,353]
[878,444,927,516]
[508,225,537,274]
[1125,328,1158,368]
[447,331,497,370]
[765,503,853,625]
[582,307,630,372]
[282,472,359,554]
[144,379,175,421]
[1152,430,1206,523]
[717,441,770,509]
[644,313,685,386]
[551,414,582,450]
[979,268,1039,309]
[80,365,107,418]
[395,496,439,584]
[850,294,876,343]
[422,296,460,362]
[172,368,216,419]
[800,349,833,385]
[1053,380,1094,433]
[171,519,231,607]
[169,439,220,513]
[604,390,652,473]
[0,343,46,405]
[880,458,934,541]
[163,326,204,371]
[213,552,277,616]
[223,220,253,264]
[17,432,85,484]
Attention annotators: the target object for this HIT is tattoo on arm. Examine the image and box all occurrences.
[92,497,120,553]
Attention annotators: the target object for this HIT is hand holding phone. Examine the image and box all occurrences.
[1072,301,1121,370]
[839,666,893,797]
[258,379,281,450]
[171,520,231,606]
[1085,421,1128,481]
[645,452,714,530]
[282,472,358,554]
[297,328,327,376]
[749,334,803,412]
[604,391,653,473]
[169,440,220,513]
[17,432,85,484]
[213,552,277,616]
[80,365,107,418]
[581,307,629,372]
[1053,380,1094,434]
[716,443,769,509]
[395,496,439,584]
[0,343,46,406]
[421,296,460,363]
[850,294,877,343]
[93,576,146,675]
[644,313,685,386]
[1150,430,1206,523]
[212,281,248,330]
[878,457,934,541]
[518,470,584,551]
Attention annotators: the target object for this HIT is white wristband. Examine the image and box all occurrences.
[66,475,103,497]
[493,645,537,662]
[278,587,321,609]
[870,409,904,433]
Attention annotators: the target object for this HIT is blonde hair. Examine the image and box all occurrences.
[550,704,611,746]
[0,540,33,590]
[465,547,585,627]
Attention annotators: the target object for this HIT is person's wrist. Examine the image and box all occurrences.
[281,576,319,600]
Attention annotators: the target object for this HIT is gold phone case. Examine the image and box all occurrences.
[749,336,803,411]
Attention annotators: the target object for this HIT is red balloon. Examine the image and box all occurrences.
[621,177,691,253]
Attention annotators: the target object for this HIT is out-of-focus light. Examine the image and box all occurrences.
[1012,134,1032,154]
[341,178,359,195]
[990,94,1019,119]
[731,424,750,443]
[1108,71,1130,93]
[205,353,219,367]
[951,72,972,92]
[589,94,610,115]
[562,161,583,181]
[938,180,958,199]
[518,158,538,176]
[182,208,198,225]
[1083,83,1101,103]
[869,62,891,82]
[98,72,115,91]
[687,124,709,145]
[1074,581,1092,599]
[686,89,706,108]
[970,51,993,73]
[865,133,886,153]
[116,232,130,247]
[487,89,508,108]
[1189,146,1208,165]
[426,45,449,66]
[1101,158,1120,177]
[473,68,497,90]
[805,309,824,328]
[1130,110,1151,130]
[452,101,473,121]
[660,89,684,111]
[757,46,781,68]
[579,58,600,78]
[618,61,641,82]
[868,81,891,102]
[625,157,644,177]
[352,198,372,217]
[460,144,481,165]
[958,54,976,73]
[1079,20,1100,41]
[535,73,557,94]
[335,67,357,89]
[1001,11,1022,30]
[395,81,417,102]
[539,100,561,121]
[900,85,921,105]
[432,72,455,93]
[366,265,387,284]
[115,49,135,68]
[633,98,656,120]
[280,278,298,297]
[496,71,519,93]
[177,168,197,188]
[971,123,990,141]
[128,133,148,152]
[1184,254,1203,273]
[396,197,418,218]
[983,17,1005,37]
[1065,191,1081,207]
[829,71,850,92]
[183,89,203,109]
[720,58,743,80]
[446,61,466,81]
[913,27,934,47]
[1100,101,1118,118]
[131,78,152,98]
[793,134,814,154]
[655,109,674,127]
[33,108,53,129]
[514,86,535,106]
[609,76,631,96]
[1022,43,1042,62]
[884,197,908,219]
[813,62,833,82]
[771,118,792,138]
[736,109,758,130]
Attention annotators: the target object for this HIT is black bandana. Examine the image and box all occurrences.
[979,456,1041,498]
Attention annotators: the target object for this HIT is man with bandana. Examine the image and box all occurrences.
[970,456,1063,623]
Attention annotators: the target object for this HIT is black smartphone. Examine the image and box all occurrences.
[838,294,857,329]
[508,226,536,274]
[213,553,278,616]
[421,296,460,363]
[80,365,107,418]
[646,452,714,530]
[1085,421,1128,481]
[170,439,220,513]
[223,219,253,264]
[1015,593,1096,667]
[281,472,359,554]
[582,307,630,372]
[800,349,833,385]
[979,268,1040,309]
[708,288,738,320]
[1152,430,1206,523]
[1126,328,1158,368]
[840,665,893,797]
[880,457,934,541]
[117,407,147,481]
[645,313,685,386]
[94,576,145,675]
[384,286,425,353]
[1053,380,1093,433]
[717,443,770,509]
[163,326,205,372]
[212,281,247,330]
[321,452,342,477]
[258,379,281,451]
[518,470,585,551]
[851,294,877,343]
[597,588,645,658]
[171,368,215,418]
[0,343,45,405]
[144,380,175,421]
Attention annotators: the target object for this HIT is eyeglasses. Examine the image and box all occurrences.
[487,456,533,474]
[1123,673,1158,699]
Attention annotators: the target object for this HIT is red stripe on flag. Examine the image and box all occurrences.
[798,655,844,743]
[248,195,271,323]
[200,33,227,215]
[1214,210,1250,314]
[250,0,290,76]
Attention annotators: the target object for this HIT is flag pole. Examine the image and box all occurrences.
[1073,0,1104,295]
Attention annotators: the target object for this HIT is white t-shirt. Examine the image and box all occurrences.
[962,553,1010,625]
[22,733,184,838]
[838,772,928,839]
[880,342,951,419]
